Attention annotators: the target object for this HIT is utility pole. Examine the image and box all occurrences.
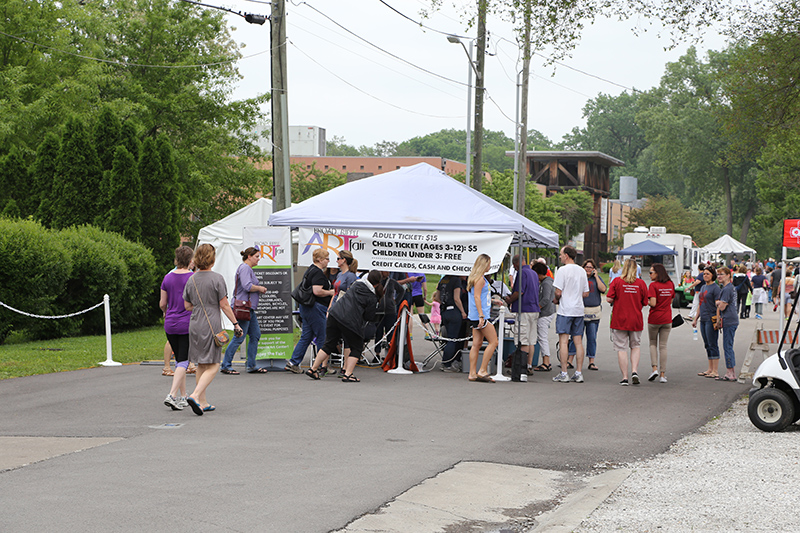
[515,0,531,216]
[472,0,487,192]
[271,0,291,211]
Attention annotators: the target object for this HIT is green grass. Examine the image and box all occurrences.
[0,326,166,380]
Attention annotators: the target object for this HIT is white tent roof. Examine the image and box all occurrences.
[701,234,756,255]
[268,163,559,248]
[197,197,278,298]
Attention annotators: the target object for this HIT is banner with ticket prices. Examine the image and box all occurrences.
[297,227,513,275]
[243,226,293,359]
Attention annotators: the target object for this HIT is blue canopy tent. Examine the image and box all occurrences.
[617,239,678,256]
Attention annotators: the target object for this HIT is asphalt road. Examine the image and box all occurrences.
[0,305,761,532]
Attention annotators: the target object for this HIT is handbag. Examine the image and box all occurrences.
[232,271,252,322]
[291,269,316,307]
[191,276,230,348]
[712,309,722,330]
[671,313,685,328]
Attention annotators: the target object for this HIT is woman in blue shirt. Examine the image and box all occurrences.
[467,254,497,383]
[715,267,739,381]
[692,267,721,379]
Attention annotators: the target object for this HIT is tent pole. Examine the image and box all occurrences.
[492,305,511,382]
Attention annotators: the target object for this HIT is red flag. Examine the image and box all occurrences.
[784,219,800,249]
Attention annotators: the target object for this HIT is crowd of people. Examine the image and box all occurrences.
[159,242,800,413]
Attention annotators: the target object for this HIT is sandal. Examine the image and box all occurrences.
[533,363,552,372]
[341,374,360,382]
[305,368,320,380]
[588,363,599,371]
[162,369,174,376]
[220,368,240,375]
[187,366,197,374]
[247,368,268,373]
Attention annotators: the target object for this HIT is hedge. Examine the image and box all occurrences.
[0,218,161,343]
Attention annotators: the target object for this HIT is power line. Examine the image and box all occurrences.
[294,2,469,88]
[377,0,470,39]
[290,40,465,120]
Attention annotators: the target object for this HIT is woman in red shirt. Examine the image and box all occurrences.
[647,263,675,383]
[606,258,649,385]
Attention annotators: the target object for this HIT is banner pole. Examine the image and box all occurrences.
[388,308,412,375]
[492,306,511,382]
[99,294,121,367]
[780,247,787,325]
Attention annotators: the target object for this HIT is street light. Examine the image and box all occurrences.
[447,35,478,188]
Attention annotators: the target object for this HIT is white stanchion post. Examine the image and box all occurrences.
[492,306,511,382]
[99,294,121,367]
[388,308,413,375]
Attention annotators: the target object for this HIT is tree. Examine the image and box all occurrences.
[0,146,30,214]
[105,146,141,241]
[139,135,180,269]
[545,189,595,245]
[50,116,103,229]
[326,136,360,156]
[94,106,122,172]
[625,195,719,246]
[31,132,60,226]
[290,163,346,203]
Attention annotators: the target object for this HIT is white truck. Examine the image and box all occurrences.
[622,226,705,307]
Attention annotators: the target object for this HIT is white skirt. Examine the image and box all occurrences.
[753,287,768,304]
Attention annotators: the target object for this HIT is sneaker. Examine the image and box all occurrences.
[648,371,659,382]
[164,394,182,410]
[570,372,584,383]
[620,379,629,386]
[177,396,189,408]
[284,363,302,374]
[321,367,338,377]
[526,366,534,376]
[553,372,569,383]
[631,372,640,385]
[441,365,460,373]
[659,376,668,383]
[755,314,763,319]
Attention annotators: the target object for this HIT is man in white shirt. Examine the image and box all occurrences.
[552,246,590,383]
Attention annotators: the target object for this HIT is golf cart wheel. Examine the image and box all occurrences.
[748,388,796,432]
[672,293,682,309]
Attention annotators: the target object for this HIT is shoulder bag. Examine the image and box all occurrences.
[291,268,316,307]
[192,275,230,347]
[232,270,252,322]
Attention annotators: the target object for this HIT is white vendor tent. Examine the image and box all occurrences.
[197,197,279,297]
[267,162,559,249]
[702,234,756,256]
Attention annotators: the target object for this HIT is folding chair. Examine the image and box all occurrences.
[417,313,447,371]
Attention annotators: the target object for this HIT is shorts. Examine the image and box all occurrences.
[320,316,364,361]
[412,294,425,309]
[555,314,584,337]
[611,329,642,351]
[166,333,189,363]
[511,312,539,345]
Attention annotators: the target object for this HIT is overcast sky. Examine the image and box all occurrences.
[217,0,728,150]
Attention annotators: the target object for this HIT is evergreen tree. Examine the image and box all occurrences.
[51,117,103,229]
[105,146,141,241]
[139,136,165,262]
[120,121,142,163]
[32,132,60,226]
[1,198,21,219]
[155,134,181,267]
[94,106,122,172]
[0,147,31,215]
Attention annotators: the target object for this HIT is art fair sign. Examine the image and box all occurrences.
[243,226,293,360]
[784,219,800,249]
[296,227,513,275]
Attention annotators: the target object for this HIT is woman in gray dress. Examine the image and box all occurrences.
[183,244,243,415]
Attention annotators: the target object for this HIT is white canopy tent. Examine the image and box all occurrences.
[701,234,756,256]
[197,197,282,298]
[267,162,559,249]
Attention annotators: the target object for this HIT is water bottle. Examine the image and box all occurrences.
[693,327,698,341]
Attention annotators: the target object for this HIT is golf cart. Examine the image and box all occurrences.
[748,289,800,432]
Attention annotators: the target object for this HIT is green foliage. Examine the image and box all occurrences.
[105,146,142,241]
[481,169,561,234]
[94,106,122,172]
[31,133,59,226]
[290,162,346,203]
[326,135,360,156]
[0,218,73,343]
[0,146,31,213]
[0,219,160,343]
[546,189,595,244]
[51,116,103,229]
[625,195,720,246]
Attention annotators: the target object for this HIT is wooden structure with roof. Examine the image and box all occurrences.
[513,151,625,262]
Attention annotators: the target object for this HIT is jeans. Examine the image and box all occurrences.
[568,319,598,358]
[700,319,720,360]
[441,307,463,366]
[290,302,327,366]
[722,325,737,369]
[222,314,261,371]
